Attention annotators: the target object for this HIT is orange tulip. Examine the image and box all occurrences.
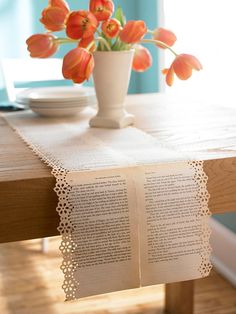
[40,0,70,32]
[26,34,58,58]
[120,21,147,44]
[132,45,152,72]
[153,27,177,49]
[89,0,114,21]
[66,10,98,40]
[62,48,94,83]
[101,18,121,39]
[162,54,203,86]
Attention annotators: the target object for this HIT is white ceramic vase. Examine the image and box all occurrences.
[89,50,134,129]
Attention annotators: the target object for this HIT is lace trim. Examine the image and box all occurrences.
[53,167,79,300]
[1,122,78,300]
[188,161,212,277]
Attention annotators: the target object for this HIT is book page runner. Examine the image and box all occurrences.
[135,162,211,286]
[3,109,212,300]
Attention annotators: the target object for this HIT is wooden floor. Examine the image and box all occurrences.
[0,237,235,314]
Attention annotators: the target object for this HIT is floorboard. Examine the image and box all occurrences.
[0,237,235,314]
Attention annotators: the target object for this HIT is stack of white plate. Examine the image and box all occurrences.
[16,86,97,117]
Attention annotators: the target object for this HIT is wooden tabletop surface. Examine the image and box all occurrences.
[1,93,236,243]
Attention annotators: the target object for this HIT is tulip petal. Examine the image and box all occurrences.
[120,20,147,44]
[40,0,69,32]
[181,54,203,71]
[62,48,93,83]
[66,10,98,40]
[71,74,85,84]
[101,18,121,39]
[173,56,193,80]
[165,66,174,86]
[132,45,152,72]
[62,48,82,78]
[153,27,177,48]
[40,7,68,31]
[50,0,70,11]
[89,0,114,21]
[162,68,169,75]
[26,34,58,58]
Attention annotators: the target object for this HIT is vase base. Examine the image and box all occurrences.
[89,113,134,129]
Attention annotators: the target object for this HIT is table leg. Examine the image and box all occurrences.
[164,280,194,314]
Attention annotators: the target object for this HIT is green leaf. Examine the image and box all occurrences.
[111,38,121,51]
[97,42,103,51]
[114,6,126,27]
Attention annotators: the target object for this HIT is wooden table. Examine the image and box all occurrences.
[1,93,236,314]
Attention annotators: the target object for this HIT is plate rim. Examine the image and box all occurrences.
[16,86,95,103]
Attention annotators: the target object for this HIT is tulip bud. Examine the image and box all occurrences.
[162,54,202,86]
[40,0,70,32]
[62,48,94,83]
[26,34,58,58]
[120,20,147,44]
[50,0,69,10]
[153,28,177,48]
[101,18,121,39]
[66,10,98,40]
[89,0,114,21]
[132,45,152,72]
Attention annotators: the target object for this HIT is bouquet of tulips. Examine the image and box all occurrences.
[26,0,202,86]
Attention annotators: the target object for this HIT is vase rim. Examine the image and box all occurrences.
[93,49,134,55]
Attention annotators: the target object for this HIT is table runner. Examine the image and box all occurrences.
[3,107,212,300]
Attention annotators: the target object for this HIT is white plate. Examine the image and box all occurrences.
[16,86,95,104]
[28,97,97,108]
[29,105,87,117]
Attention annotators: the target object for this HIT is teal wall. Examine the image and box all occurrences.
[0,0,33,58]
[0,0,33,100]
[214,214,236,234]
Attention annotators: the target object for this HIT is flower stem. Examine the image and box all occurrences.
[56,38,78,44]
[112,37,121,50]
[95,30,111,51]
[86,40,95,52]
[141,38,178,56]
[96,29,102,37]
[96,37,111,51]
